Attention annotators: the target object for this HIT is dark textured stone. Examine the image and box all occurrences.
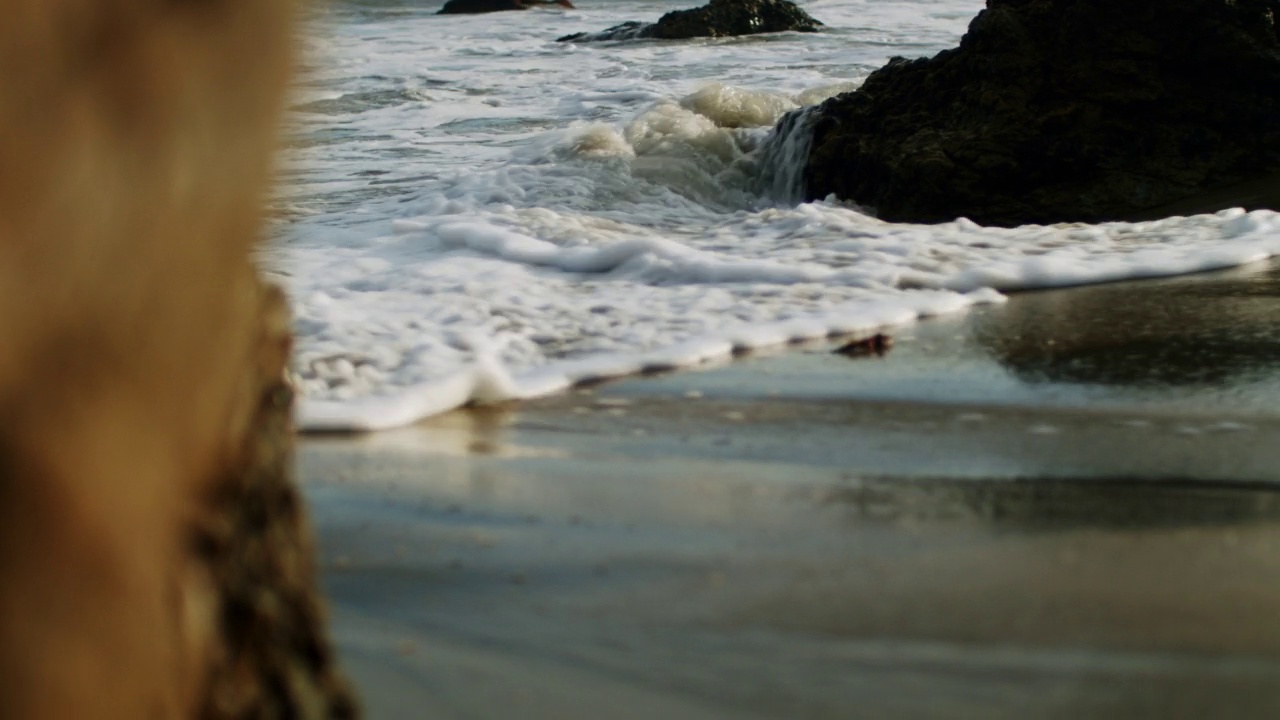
[439,0,572,14]
[558,20,650,43]
[802,0,1280,226]
[557,0,821,43]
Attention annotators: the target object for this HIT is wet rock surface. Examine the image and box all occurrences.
[438,0,572,15]
[802,0,1280,226]
[557,0,821,43]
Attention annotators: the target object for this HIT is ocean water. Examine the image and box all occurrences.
[275,0,1280,431]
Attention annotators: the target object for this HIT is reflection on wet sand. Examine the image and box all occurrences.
[310,405,565,458]
[309,417,1280,718]
[817,476,1280,529]
[973,263,1280,387]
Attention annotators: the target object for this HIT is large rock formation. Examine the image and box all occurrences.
[802,0,1280,226]
[439,0,573,14]
[0,0,356,717]
[557,0,821,42]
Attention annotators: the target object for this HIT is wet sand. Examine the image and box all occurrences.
[301,259,1280,718]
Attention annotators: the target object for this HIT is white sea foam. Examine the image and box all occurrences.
[279,0,1280,432]
[680,83,799,128]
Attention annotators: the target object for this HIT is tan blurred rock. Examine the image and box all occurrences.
[0,1,355,717]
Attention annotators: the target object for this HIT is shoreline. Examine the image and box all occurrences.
[295,208,1280,435]
[302,259,1280,717]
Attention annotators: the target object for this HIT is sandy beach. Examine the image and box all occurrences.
[301,260,1280,718]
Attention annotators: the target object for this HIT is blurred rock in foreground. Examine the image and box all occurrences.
[0,1,356,717]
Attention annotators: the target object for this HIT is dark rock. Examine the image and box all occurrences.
[801,0,1280,226]
[439,0,572,14]
[652,0,822,39]
[197,284,359,720]
[833,332,893,358]
[557,0,821,43]
[558,21,650,43]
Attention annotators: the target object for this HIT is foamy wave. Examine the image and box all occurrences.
[289,205,1280,432]
[283,10,1280,434]
[548,82,836,210]
[679,83,799,129]
[297,288,996,432]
